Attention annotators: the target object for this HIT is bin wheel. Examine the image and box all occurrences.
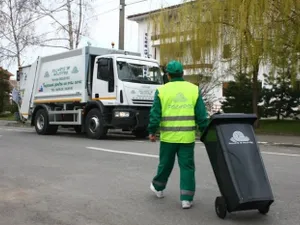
[258,205,270,215]
[215,196,227,219]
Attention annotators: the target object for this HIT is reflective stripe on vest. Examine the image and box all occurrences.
[161,116,195,121]
[160,126,196,131]
[158,81,199,143]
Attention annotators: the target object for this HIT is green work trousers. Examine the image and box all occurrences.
[152,141,195,201]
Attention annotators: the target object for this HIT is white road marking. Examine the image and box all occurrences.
[258,141,269,144]
[0,127,33,133]
[6,128,33,132]
[87,146,300,158]
[86,147,159,158]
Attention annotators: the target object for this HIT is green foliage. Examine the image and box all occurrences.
[0,72,11,113]
[8,102,19,114]
[156,0,299,77]
[153,0,300,120]
[221,71,300,119]
[261,72,300,120]
[221,73,257,113]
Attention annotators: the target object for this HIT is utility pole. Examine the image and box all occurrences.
[119,0,125,50]
[118,0,146,50]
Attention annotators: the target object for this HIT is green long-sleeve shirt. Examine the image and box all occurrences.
[148,77,209,135]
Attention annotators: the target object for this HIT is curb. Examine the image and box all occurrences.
[1,122,300,148]
[113,131,300,148]
[257,141,300,148]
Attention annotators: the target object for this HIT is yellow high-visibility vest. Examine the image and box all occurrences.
[158,81,199,143]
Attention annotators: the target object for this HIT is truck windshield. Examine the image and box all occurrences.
[117,61,163,85]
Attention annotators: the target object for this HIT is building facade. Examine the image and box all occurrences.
[127,3,273,113]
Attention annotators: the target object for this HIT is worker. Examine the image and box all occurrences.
[148,60,209,209]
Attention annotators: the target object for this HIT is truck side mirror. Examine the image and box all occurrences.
[16,70,20,81]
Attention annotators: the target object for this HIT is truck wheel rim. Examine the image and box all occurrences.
[89,117,100,133]
[37,115,45,130]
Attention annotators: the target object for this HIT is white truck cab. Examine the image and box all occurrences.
[16,46,164,139]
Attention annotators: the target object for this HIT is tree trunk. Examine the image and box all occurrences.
[8,0,22,68]
[0,95,3,113]
[75,0,82,48]
[252,63,260,128]
[67,0,74,50]
[276,106,281,120]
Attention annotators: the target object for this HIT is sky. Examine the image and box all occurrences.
[2,0,182,79]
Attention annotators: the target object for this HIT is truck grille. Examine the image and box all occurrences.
[132,99,154,105]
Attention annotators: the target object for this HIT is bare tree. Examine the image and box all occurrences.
[0,0,40,68]
[35,0,94,50]
[197,68,227,115]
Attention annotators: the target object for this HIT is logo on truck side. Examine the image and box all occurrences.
[229,131,253,144]
[72,66,79,74]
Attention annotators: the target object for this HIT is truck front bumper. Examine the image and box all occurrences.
[111,107,150,130]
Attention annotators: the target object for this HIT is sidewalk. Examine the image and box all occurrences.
[0,120,30,127]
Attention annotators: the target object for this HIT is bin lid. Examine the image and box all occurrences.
[200,113,257,142]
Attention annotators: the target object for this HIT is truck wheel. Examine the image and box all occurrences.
[74,126,82,134]
[133,129,149,139]
[34,109,58,135]
[48,125,58,135]
[85,109,107,139]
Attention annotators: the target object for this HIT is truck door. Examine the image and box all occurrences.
[92,57,116,102]
[19,60,39,120]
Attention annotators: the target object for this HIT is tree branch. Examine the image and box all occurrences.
[38,44,70,50]
[36,3,69,33]
[41,38,70,42]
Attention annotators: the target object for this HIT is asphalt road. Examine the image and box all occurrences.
[0,126,300,225]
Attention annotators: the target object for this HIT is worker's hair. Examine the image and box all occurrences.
[169,72,183,78]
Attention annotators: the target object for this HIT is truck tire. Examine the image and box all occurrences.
[34,109,58,135]
[85,108,107,139]
[133,129,149,139]
[48,126,59,135]
[74,125,82,134]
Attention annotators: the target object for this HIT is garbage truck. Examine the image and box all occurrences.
[15,46,163,139]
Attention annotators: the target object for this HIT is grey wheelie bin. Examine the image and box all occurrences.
[200,113,274,219]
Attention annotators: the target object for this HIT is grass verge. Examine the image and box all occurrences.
[0,114,15,121]
[255,119,300,136]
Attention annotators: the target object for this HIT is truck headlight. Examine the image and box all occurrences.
[115,111,130,118]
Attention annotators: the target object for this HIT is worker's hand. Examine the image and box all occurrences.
[149,134,156,142]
